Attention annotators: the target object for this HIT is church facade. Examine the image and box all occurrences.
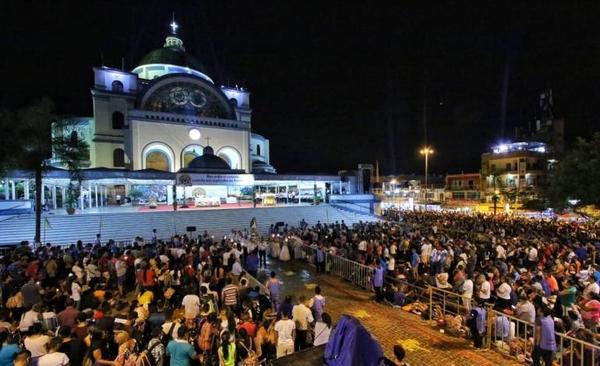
[86,21,275,176]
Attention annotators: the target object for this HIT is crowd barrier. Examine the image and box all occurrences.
[297,244,600,365]
[243,270,271,297]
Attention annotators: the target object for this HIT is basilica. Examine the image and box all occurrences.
[34,20,335,209]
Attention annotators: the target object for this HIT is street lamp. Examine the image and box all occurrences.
[420,147,434,208]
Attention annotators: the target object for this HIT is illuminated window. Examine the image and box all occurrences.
[113,149,125,167]
[112,112,124,130]
[146,151,169,171]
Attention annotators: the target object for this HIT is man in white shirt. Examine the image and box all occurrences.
[478,275,491,301]
[274,308,296,358]
[495,277,513,309]
[461,273,474,312]
[182,293,201,318]
[292,295,314,351]
[38,337,69,366]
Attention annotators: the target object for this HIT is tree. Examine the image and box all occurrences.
[14,98,56,243]
[52,125,90,214]
[549,133,600,210]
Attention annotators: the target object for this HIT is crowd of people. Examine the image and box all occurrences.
[0,227,340,366]
[319,209,600,365]
[3,208,600,365]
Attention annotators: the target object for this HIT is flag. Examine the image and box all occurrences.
[44,217,52,229]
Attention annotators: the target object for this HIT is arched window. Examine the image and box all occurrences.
[146,151,169,171]
[256,144,261,156]
[183,151,198,167]
[112,80,124,92]
[112,111,124,130]
[113,149,125,167]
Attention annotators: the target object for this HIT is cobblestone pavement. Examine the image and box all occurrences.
[256,258,522,366]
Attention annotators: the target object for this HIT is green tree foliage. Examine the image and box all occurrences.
[52,126,90,209]
[13,98,57,243]
[549,132,600,210]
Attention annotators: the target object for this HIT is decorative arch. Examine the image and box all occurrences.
[181,144,204,168]
[142,143,175,172]
[216,146,242,170]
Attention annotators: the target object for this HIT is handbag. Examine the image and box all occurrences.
[83,348,93,366]
[239,339,260,366]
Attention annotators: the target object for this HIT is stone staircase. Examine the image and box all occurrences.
[0,205,379,246]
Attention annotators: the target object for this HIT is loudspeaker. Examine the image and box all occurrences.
[186,226,197,232]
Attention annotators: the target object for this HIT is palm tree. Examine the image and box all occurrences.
[14,98,56,243]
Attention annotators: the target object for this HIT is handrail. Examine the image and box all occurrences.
[242,270,270,297]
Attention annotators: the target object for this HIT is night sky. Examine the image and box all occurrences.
[3,1,600,175]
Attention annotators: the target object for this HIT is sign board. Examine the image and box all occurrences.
[176,173,254,186]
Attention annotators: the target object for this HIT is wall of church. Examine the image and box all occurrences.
[130,120,250,172]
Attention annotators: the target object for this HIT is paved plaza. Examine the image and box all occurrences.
[256,258,522,366]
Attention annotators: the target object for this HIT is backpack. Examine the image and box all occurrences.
[162,322,176,347]
[135,339,162,366]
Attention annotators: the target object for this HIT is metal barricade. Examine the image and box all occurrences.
[486,308,536,362]
[554,330,600,366]
[243,270,270,297]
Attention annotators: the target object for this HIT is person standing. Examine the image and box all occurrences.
[467,299,487,349]
[217,331,236,366]
[309,286,326,322]
[166,327,198,366]
[266,272,281,310]
[315,244,326,275]
[461,272,474,314]
[532,307,556,366]
[258,239,268,267]
[246,250,259,278]
[373,260,384,303]
[273,309,295,358]
[292,295,314,351]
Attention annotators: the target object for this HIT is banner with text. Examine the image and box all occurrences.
[177,173,255,186]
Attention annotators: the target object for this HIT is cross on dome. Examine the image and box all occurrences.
[170,20,179,34]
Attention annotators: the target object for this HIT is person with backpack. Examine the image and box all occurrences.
[139,327,164,366]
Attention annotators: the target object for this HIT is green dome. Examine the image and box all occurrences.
[137,46,207,74]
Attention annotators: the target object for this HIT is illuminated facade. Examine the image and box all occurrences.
[79,21,275,175]
[481,141,551,204]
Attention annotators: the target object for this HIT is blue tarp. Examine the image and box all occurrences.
[323,315,385,366]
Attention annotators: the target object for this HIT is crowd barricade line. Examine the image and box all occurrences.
[486,307,536,363]
[243,270,270,297]
[553,329,600,366]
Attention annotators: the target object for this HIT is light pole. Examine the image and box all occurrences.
[420,147,433,208]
